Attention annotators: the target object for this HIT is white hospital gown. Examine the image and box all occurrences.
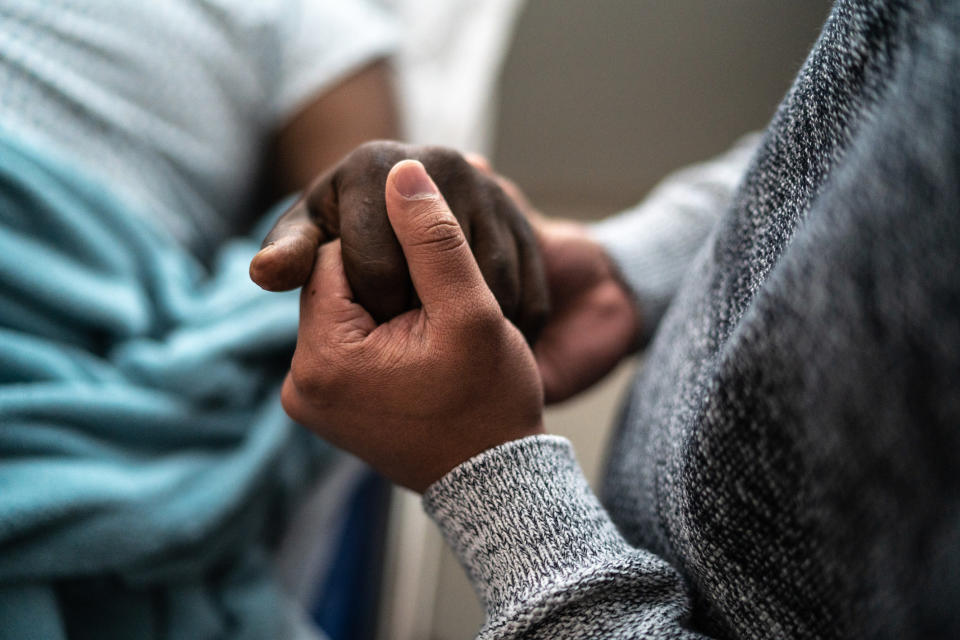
[0,0,397,251]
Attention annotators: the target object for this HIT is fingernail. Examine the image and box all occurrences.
[254,243,275,258]
[394,160,438,199]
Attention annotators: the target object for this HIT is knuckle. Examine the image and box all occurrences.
[408,208,466,254]
[457,302,505,339]
[353,140,384,156]
[289,347,344,398]
[352,139,405,161]
[499,176,524,202]
[280,380,303,422]
[348,201,387,228]
[421,146,474,184]
[485,175,532,221]
[422,145,465,165]
[465,152,492,173]
[486,253,514,289]
[288,358,326,398]
[344,141,407,181]
[487,182,521,220]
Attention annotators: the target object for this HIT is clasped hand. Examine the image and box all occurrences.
[250,143,641,491]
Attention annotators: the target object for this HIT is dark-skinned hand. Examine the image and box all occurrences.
[281,161,545,491]
[249,141,549,341]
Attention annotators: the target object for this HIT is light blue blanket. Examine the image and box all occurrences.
[0,131,332,638]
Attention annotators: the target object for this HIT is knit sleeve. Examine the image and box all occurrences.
[590,135,758,342]
[422,435,709,639]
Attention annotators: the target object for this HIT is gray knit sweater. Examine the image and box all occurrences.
[422,1,960,638]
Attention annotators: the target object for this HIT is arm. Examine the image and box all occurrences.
[263,0,401,200]
[269,60,399,197]
[590,135,759,340]
[463,137,757,404]
[281,160,712,639]
[426,436,706,639]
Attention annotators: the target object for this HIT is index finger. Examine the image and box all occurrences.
[299,239,376,341]
[249,171,338,291]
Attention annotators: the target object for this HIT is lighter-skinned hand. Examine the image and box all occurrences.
[280,160,545,492]
[466,155,642,404]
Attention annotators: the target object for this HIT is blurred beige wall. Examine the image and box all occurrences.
[494,0,832,217]
[428,2,832,638]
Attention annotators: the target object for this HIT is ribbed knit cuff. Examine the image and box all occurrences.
[422,435,632,620]
[590,207,713,344]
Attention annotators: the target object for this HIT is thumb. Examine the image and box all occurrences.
[385,160,494,317]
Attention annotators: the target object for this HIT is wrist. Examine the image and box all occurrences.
[423,435,634,617]
[597,246,645,353]
[418,418,546,493]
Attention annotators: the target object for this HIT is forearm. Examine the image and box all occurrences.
[424,436,709,639]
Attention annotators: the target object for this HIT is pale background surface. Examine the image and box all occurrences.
[381,2,833,638]
[495,1,834,218]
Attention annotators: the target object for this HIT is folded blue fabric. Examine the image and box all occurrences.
[0,131,333,639]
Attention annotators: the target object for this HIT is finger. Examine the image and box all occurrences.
[299,239,375,339]
[469,210,520,321]
[338,170,413,323]
[465,158,543,229]
[384,160,494,317]
[490,173,540,224]
[506,208,551,342]
[250,173,338,291]
[464,152,493,174]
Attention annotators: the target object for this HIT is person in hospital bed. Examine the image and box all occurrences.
[0,1,545,637]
